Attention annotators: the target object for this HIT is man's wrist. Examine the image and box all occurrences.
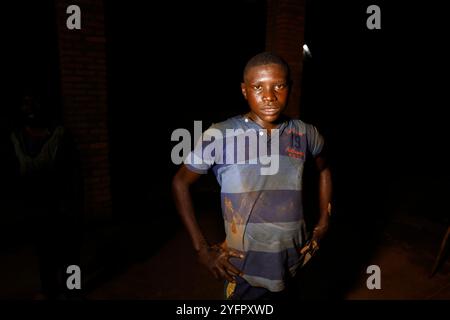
[314,224,327,231]
[315,218,329,229]
[194,240,210,253]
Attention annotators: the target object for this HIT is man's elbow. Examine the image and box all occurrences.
[321,165,331,175]
[319,166,332,181]
[172,168,190,194]
[172,172,183,194]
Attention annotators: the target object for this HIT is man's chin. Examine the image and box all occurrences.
[260,113,281,123]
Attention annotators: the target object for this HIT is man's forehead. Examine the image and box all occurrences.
[245,64,288,81]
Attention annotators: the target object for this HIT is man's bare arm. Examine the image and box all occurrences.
[313,154,333,241]
[172,165,208,251]
[172,165,243,282]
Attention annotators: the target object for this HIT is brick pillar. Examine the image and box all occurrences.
[266,0,306,119]
[55,0,112,220]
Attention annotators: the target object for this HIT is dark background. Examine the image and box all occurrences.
[103,0,267,221]
[0,0,448,299]
[103,0,449,226]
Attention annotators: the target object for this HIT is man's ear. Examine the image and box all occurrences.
[241,83,248,100]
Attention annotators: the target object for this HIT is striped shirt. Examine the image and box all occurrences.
[185,115,324,292]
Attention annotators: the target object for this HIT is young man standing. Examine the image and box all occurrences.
[172,52,332,300]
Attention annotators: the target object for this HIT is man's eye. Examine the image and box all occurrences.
[252,85,262,91]
[275,84,286,90]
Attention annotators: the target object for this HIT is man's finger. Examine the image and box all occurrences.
[227,250,245,259]
[300,244,310,255]
[223,260,243,277]
[211,268,220,280]
[217,267,235,282]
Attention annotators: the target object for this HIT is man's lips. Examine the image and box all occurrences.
[261,107,280,115]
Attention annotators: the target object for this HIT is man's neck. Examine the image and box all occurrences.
[24,126,50,138]
[245,112,282,131]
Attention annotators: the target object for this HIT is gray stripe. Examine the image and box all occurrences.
[242,275,286,292]
[217,156,304,193]
[225,220,307,253]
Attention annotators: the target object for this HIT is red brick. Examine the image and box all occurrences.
[266,0,306,119]
[56,0,112,220]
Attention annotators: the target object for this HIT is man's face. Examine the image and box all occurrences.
[20,95,45,127]
[241,63,289,129]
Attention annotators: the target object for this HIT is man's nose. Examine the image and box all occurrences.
[262,89,276,102]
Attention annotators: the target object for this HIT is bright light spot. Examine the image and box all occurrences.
[303,44,311,57]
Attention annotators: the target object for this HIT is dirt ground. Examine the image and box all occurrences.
[1,205,448,300]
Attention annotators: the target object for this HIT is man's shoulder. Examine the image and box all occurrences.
[209,115,244,132]
[285,118,313,132]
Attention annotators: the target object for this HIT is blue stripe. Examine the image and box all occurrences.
[216,156,303,193]
[229,248,301,281]
[185,118,316,181]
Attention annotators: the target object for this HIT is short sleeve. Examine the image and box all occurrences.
[184,125,222,174]
[305,124,325,157]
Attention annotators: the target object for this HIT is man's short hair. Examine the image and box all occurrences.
[243,52,290,81]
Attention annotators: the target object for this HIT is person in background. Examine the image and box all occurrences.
[4,90,84,300]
